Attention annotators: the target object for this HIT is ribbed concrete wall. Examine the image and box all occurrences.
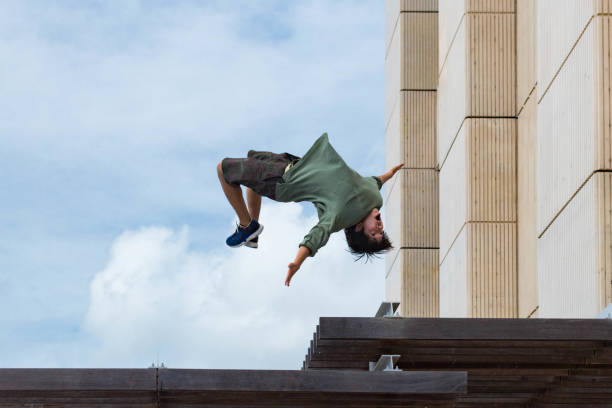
[536,2,612,316]
[537,18,595,235]
[517,0,537,108]
[438,20,466,166]
[440,226,467,317]
[466,119,516,222]
[438,1,517,318]
[517,97,538,318]
[467,222,517,318]
[538,176,598,317]
[595,16,612,170]
[439,124,466,260]
[595,173,612,307]
[385,0,439,318]
[516,0,538,318]
[466,14,516,117]
[438,12,516,166]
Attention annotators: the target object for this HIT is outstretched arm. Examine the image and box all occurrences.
[285,245,311,286]
[378,163,404,185]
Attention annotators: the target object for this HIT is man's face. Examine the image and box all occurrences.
[356,208,384,243]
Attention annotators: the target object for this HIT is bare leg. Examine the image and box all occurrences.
[217,161,251,226]
[246,187,262,221]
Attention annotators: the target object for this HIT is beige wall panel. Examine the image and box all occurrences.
[538,177,599,318]
[595,16,612,170]
[401,0,439,12]
[388,1,440,56]
[402,13,439,89]
[517,96,539,318]
[537,0,594,97]
[595,173,612,307]
[404,169,439,247]
[385,249,402,303]
[537,22,595,234]
[439,124,467,259]
[385,169,439,252]
[465,0,514,12]
[467,119,517,222]
[595,0,612,13]
[403,91,437,168]
[385,0,401,54]
[385,91,401,174]
[466,13,516,117]
[385,18,401,129]
[438,18,466,167]
[517,0,537,110]
[385,171,401,276]
[439,0,514,75]
[467,222,517,318]
[440,225,468,317]
[401,248,439,317]
[439,0,466,75]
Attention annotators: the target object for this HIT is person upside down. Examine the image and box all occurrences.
[216,133,404,286]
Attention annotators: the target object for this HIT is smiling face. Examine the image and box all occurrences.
[355,208,384,243]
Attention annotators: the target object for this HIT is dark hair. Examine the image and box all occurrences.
[344,225,393,262]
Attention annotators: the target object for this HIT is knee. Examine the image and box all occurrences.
[217,160,224,175]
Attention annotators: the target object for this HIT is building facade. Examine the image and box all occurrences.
[385,0,612,318]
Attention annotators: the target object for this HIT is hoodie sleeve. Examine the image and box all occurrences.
[299,217,334,257]
[372,176,383,190]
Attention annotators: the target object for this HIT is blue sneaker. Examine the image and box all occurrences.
[226,220,263,248]
[245,236,258,248]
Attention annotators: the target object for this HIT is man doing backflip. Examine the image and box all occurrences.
[216,133,403,286]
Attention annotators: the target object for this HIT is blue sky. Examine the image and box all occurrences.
[0,0,386,369]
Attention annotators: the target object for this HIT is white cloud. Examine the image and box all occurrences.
[83,201,384,369]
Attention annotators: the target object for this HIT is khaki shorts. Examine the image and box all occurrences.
[221,150,300,200]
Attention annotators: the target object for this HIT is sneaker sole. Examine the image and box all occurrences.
[246,224,264,243]
[227,224,264,248]
[245,241,258,248]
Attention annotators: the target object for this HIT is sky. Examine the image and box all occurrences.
[0,0,386,369]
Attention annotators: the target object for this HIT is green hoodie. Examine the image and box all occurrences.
[275,133,383,256]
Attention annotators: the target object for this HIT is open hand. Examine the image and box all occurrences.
[285,262,300,286]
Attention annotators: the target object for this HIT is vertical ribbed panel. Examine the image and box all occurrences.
[538,177,599,318]
[404,169,439,247]
[386,1,440,316]
[537,21,595,235]
[437,17,466,166]
[401,0,438,12]
[466,13,516,117]
[385,168,402,277]
[385,91,401,176]
[465,0,515,12]
[517,0,537,110]
[537,0,594,98]
[467,223,517,318]
[439,0,466,74]
[402,13,438,89]
[440,226,468,317]
[403,91,437,168]
[595,16,612,170]
[402,249,439,317]
[517,96,539,318]
[467,119,517,222]
[595,173,612,308]
[596,0,612,14]
[439,123,466,259]
[385,169,439,251]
